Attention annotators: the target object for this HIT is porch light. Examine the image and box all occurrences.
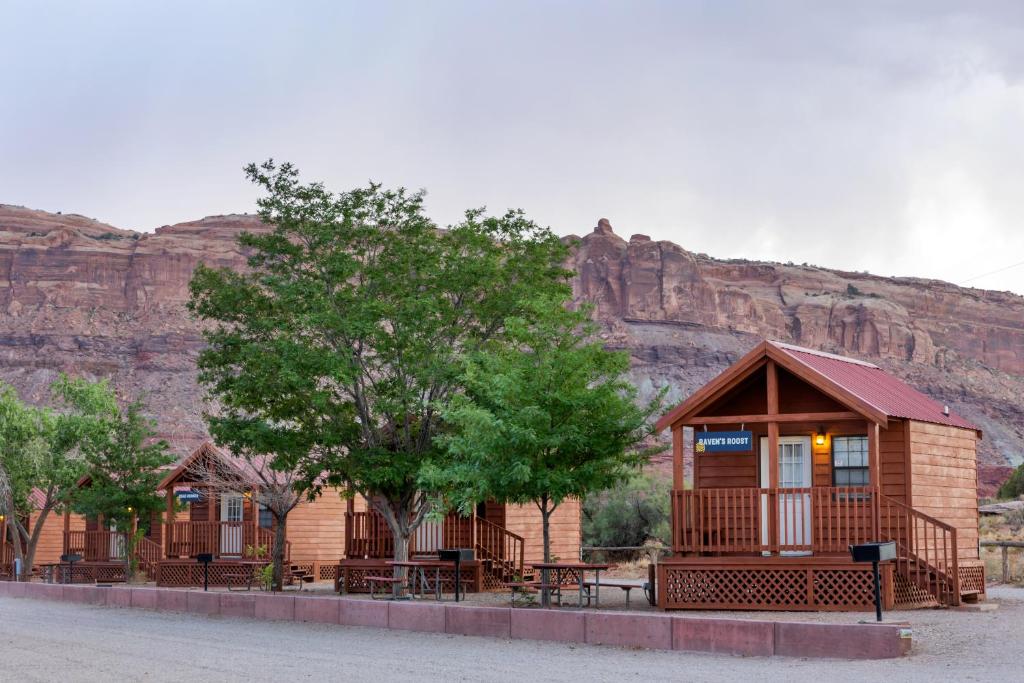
[815,432,826,446]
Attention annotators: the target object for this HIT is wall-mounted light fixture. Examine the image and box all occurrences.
[815,427,826,446]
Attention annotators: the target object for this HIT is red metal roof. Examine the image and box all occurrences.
[772,342,978,431]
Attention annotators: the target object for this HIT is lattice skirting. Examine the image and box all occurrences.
[958,564,986,596]
[156,561,267,587]
[318,564,338,581]
[892,571,940,608]
[659,563,893,611]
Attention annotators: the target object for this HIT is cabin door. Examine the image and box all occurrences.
[759,436,813,555]
[220,494,244,556]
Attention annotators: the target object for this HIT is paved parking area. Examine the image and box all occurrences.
[0,591,1020,682]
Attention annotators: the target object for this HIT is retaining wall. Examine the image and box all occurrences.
[0,580,911,659]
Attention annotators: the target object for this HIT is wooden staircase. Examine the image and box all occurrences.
[879,494,974,607]
[474,517,526,588]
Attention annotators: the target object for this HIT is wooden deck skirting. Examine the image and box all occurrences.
[658,556,896,611]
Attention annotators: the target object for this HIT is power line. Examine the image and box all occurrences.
[962,259,1024,284]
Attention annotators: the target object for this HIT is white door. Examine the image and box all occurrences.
[415,519,443,554]
[760,436,813,554]
[220,494,244,556]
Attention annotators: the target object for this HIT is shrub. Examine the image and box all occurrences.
[998,463,1024,500]
[582,471,671,548]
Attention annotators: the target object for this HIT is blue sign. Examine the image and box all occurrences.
[695,430,753,454]
[175,489,202,502]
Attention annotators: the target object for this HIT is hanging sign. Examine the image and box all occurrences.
[175,489,202,502]
[695,430,753,454]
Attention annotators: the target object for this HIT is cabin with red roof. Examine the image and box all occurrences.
[51,441,580,591]
[655,340,985,611]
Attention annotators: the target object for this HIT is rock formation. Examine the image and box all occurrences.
[1,205,1020,495]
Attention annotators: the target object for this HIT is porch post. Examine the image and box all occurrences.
[671,426,684,489]
[868,422,880,539]
[766,361,779,552]
[165,487,175,557]
[63,507,71,554]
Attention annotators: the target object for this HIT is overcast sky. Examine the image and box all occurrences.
[2,1,1023,293]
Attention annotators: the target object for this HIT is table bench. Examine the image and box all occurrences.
[583,579,644,605]
[506,581,582,608]
[365,575,405,599]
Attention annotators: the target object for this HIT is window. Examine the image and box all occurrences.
[258,504,273,529]
[832,435,869,486]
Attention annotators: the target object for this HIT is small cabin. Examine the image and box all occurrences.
[655,340,985,611]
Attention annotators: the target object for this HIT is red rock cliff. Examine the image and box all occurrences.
[1,206,1020,495]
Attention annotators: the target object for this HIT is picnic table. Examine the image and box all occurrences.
[527,562,612,608]
[383,560,460,600]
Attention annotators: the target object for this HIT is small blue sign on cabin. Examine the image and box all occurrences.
[175,489,202,503]
[695,430,753,454]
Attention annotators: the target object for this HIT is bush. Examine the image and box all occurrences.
[998,463,1024,500]
[582,471,671,548]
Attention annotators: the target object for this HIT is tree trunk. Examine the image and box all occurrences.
[272,513,288,592]
[540,495,552,607]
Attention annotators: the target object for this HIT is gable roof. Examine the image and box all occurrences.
[655,340,980,434]
[156,442,280,491]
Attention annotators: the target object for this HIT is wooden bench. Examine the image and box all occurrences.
[583,579,644,605]
[506,581,581,607]
[286,568,316,591]
[365,575,404,600]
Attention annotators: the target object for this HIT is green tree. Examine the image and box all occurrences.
[435,301,664,572]
[0,377,117,579]
[998,462,1024,500]
[188,161,572,581]
[72,399,174,581]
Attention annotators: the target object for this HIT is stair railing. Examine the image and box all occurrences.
[879,494,961,606]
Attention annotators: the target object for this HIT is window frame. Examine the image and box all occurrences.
[830,434,870,488]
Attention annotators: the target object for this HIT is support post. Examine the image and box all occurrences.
[671,426,684,490]
[165,487,175,557]
[868,422,880,539]
[766,361,779,553]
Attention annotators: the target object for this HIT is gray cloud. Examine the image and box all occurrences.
[2,1,1023,292]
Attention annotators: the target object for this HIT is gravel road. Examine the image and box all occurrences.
[1,591,1020,682]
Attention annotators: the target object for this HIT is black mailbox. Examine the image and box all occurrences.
[437,548,474,562]
[849,541,896,563]
[438,548,474,602]
[849,541,896,622]
[196,553,214,591]
[60,553,82,585]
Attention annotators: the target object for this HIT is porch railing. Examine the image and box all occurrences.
[137,536,163,579]
[671,486,877,554]
[63,530,129,562]
[166,521,254,559]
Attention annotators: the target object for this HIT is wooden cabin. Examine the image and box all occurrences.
[655,340,985,611]
[151,442,347,586]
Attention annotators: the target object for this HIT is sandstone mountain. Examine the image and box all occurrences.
[1,205,1020,495]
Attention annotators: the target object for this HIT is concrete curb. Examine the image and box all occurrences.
[0,580,911,659]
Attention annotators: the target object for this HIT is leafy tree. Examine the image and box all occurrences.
[434,300,664,571]
[582,470,672,548]
[188,161,572,581]
[0,377,117,579]
[72,399,174,580]
[998,462,1024,500]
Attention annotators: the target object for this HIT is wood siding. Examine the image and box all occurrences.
[504,498,581,566]
[30,510,85,565]
[908,421,980,560]
[285,488,347,563]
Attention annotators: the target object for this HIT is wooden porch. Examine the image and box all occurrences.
[341,508,526,592]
